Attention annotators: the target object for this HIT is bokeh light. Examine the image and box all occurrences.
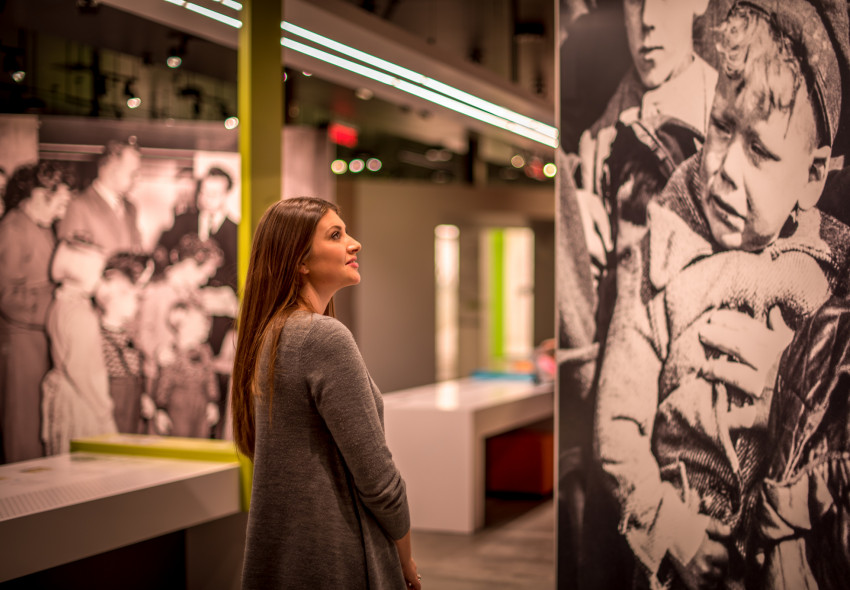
[331,159,348,175]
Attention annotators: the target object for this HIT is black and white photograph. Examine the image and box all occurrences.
[0,114,241,465]
[557,1,850,589]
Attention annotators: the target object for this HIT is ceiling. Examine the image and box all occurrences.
[0,0,557,174]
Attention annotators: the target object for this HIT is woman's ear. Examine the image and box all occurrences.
[299,260,310,275]
[799,145,831,210]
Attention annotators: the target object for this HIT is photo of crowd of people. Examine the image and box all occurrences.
[557,0,850,588]
[0,120,240,465]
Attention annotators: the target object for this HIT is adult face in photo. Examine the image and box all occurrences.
[196,171,231,216]
[36,183,73,224]
[623,0,709,89]
[100,148,141,197]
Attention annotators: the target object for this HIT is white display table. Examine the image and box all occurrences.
[0,452,243,583]
[383,376,554,533]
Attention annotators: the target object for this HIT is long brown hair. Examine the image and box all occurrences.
[231,197,339,460]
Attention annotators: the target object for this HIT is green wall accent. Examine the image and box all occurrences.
[489,229,505,362]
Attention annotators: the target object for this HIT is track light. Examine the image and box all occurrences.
[167,33,190,68]
[219,101,239,129]
[2,53,25,84]
[124,78,141,108]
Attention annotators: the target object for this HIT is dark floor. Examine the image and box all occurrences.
[410,494,555,590]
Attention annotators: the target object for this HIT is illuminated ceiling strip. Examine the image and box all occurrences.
[185,2,242,28]
[282,38,558,148]
[281,21,557,141]
[159,0,557,147]
[215,0,243,10]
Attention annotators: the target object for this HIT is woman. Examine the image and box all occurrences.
[232,197,421,589]
[0,161,74,462]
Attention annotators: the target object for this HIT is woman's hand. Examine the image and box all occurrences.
[401,557,421,589]
[394,531,421,589]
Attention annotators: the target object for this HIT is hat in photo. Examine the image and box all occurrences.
[735,0,850,155]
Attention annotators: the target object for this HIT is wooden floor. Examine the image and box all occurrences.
[410,495,555,590]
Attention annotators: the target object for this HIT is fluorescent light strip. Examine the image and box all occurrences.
[159,0,557,147]
[282,38,558,147]
[218,0,243,10]
[185,2,242,28]
[281,21,557,141]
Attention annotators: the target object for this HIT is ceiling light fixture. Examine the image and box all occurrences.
[124,78,141,108]
[281,22,557,144]
[281,37,556,147]
[158,0,557,148]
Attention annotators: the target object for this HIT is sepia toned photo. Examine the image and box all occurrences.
[557,1,850,588]
[0,115,240,464]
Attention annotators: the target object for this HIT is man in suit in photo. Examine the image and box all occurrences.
[58,140,143,256]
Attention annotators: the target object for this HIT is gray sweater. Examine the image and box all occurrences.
[241,312,410,589]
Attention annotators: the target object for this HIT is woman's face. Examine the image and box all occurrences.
[31,183,72,224]
[301,210,362,296]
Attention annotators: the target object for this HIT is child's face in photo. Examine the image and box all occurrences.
[101,275,140,326]
[699,74,827,251]
[174,257,218,288]
[94,271,139,327]
[623,0,702,89]
[177,307,211,347]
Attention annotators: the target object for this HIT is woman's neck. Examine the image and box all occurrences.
[299,284,330,315]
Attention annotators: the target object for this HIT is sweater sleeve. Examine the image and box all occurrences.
[595,242,707,575]
[302,317,411,540]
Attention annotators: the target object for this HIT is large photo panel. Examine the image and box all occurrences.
[557,1,850,588]
[0,116,240,464]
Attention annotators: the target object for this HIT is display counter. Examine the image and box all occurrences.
[383,376,554,533]
[0,436,248,587]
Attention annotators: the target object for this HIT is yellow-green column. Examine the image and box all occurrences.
[238,0,283,292]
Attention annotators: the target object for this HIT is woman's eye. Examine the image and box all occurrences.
[331,231,341,240]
